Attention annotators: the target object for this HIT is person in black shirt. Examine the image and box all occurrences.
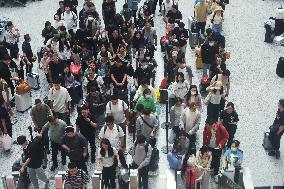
[76,105,97,163]
[22,34,34,74]
[173,22,189,54]
[48,53,66,84]
[0,97,12,138]
[56,1,65,19]
[109,30,126,56]
[102,0,116,27]
[17,135,49,189]
[0,54,19,95]
[42,21,58,45]
[165,5,182,23]
[85,87,106,128]
[75,23,92,47]
[110,58,127,89]
[219,102,239,148]
[268,99,284,158]
[134,59,154,88]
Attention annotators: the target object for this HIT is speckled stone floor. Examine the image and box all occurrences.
[1,0,284,188]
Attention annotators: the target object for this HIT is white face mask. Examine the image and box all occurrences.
[146,57,150,60]
[142,64,148,69]
[88,16,94,21]
[209,42,214,46]
[191,91,196,95]
[145,94,151,98]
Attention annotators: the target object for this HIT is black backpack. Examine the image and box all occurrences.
[134,142,159,172]
[276,57,284,78]
[86,75,99,93]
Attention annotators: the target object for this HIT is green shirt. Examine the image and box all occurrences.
[30,104,50,127]
[44,119,67,144]
[135,96,156,113]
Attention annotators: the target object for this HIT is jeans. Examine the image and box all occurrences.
[102,165,116,189]
[212,24,222,34]
[138,166,149,189]
[225,125,237,148]
[196,22,206,34]
[27,167,48,189]
[207,102,220,121]
[209,147,222,175]
[203,63,211,77]
[85,135,96,160]
[51,140,66,166]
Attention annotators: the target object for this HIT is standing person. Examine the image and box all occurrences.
[22,34,33,74]
[211,6,224,34]
[11,51,25,80]
[41,21,58,45]
[61,126,89,173]
[106,94,129,147]
[85,87,106,128]
[102,0,116,27]
[130,135,152,189]
[3,21,20,58]
[201,36,217,77]
[135,88,156,113]
[165,5,182,24]
[136,108,158,141]
[0,54,19,96]
[268,99,284,159]
[167,144,183,170]
[0,97,12,138]
[98,138,121,189]
[173,22,189,54]
[48,53,66,84]
[184,85,202,109]
[76,106,97,163]
[203,119,229,182]
[61,4,78,34]
[172,72,190,99]
[40,115,67,171]
[195,145,212,189]
[194,0,209,35]
[30,99,53,153]
[17,135,49,189]
[128,0,141,23]
[219,102,239,148]
[174,60,193,85]
[205,81,226,121]
[141,22,157,58]
[48,79,72,124]
[98,116,127,168]
[180,102,201,149]
[170,97,184,138]
[65,162,89,189]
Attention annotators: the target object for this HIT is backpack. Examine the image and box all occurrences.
[62,11,77,26]
[133,142,159,172]
[86,75,99,93]
[185,167,197,189]
[103,124,120,135]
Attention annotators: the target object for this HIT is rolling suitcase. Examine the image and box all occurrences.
[27,72,40,90]
[262,131,273,150]
[15,92,32,112]
[189,30,199,49]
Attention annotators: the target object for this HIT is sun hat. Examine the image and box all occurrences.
[214,81,223,90]
[214,6,223,12]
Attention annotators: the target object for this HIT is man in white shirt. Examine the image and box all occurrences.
[48,79,72,124]
[61,4,77,33]
[99,116,127,168]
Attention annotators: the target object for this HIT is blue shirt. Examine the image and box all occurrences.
[224,149,243,167]
[167,152,182,170]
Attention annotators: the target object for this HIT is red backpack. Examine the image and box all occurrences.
[160,76,168,89]
[70,64,81,76]
[185,167,197,189]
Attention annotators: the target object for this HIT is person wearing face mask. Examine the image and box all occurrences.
[135,88,156,113]
[136,108,158,141]
[201,36,218,77]
[130,134,152,189]
[195,145,212,189]
[172,72,190,99]
[219,102,239,148]
[180,102,201,149]
[170,97,184,139]
[203,119,228,182]
[223,140,243,183]
[185,85,202,110]
[133,78,157,102]
[85,13,101,38]
[134,58,154,88]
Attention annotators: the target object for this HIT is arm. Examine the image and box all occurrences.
[139,147,152,168]
[20,158,31,173]
[1,119,7,134]
[110,74,119,85]
[31,116,39,129]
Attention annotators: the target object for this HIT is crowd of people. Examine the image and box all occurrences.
[0,0,283,189]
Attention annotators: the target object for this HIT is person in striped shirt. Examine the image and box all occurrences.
[65,162,89,189]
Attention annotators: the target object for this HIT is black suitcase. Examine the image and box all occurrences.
[276,57,284,78]
[27,72,40,90]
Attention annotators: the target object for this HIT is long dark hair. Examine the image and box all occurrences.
[59,35,70,52]
[185,85,199,104]
[100,138,114,157]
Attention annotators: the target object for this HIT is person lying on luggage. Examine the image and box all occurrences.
[130,135,152,189]
[65,162,89,189]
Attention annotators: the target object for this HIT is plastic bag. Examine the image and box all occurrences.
[2,134,12,151]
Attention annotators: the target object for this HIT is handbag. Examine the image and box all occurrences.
[203,92,212,105]
[2,134,12,151]
[269,124,280,133]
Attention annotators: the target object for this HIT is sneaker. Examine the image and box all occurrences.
[276,150,280,159]
[50,165,58,171]
[268,150,276,156]
[214,175,218,183]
